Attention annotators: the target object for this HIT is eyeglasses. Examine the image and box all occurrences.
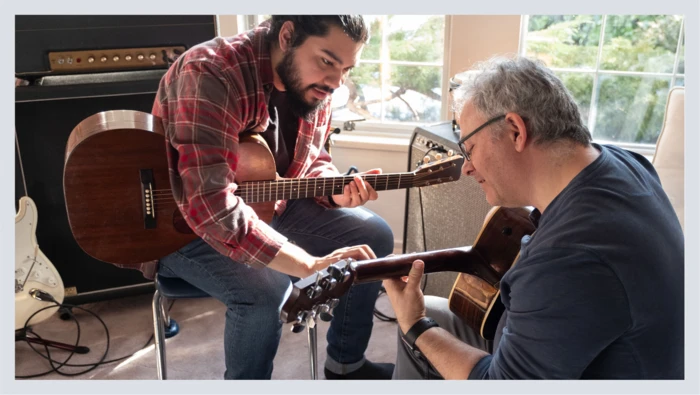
[457,115,506,161]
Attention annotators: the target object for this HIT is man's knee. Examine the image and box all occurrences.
[357,210,394,258]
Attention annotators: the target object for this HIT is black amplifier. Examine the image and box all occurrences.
[15,15,217,78]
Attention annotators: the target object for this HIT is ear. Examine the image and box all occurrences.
[505,112,528,153]
[278,21,295,52]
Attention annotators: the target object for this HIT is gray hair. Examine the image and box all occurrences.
[452,56,591,146]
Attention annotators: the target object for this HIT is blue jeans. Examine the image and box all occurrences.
[158,198,394,379]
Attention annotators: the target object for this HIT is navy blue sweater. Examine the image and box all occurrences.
[470,144,684,379]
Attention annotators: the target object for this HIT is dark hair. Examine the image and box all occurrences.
[266,15,369,48]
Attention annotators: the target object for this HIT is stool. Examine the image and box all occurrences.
[152,274,209,380]
[152,273,321,380]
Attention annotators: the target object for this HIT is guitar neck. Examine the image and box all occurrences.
[235,173,416,203]
[352,246,501,286]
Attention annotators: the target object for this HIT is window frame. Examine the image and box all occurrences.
[519,14,686,155]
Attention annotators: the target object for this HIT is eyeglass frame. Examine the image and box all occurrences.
[457,114,506,161]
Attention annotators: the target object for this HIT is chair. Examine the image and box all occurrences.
[652,86,684,231]
[152,274,210,380]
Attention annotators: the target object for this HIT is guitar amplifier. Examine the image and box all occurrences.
[402,122,493,298]
[16,15,217,78]
[14,16,217,304]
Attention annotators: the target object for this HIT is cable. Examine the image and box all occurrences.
[15,299,175,379]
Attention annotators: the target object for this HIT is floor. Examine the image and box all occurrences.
[14,289,399,380]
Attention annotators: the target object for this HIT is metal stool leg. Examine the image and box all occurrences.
[306,314,318,380]
[152,289,167,380]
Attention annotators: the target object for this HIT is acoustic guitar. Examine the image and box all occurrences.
[280,206,535,340]
[63,110,464,267]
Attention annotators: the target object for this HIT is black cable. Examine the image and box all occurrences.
[373,286,396,322]
[15,299,175,379]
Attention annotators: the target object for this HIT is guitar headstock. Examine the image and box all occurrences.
[280,259,358,332]
[412,153,465,187]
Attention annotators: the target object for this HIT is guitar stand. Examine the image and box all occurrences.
[15,327,90,354]
[306,314,319,380]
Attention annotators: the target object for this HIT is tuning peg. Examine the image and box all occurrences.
[291,323,306,333]
[448,149,454,156]
[317,304,333,322]
[423,156,431,164]
[435,153,443,160]
[324,277,337,290]
[329,298,340,309]
[328,265,343,280]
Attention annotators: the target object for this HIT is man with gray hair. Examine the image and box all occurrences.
[384,56,684,379]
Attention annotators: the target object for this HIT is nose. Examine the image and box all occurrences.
[326,69,344,90]
[461,158,475,177]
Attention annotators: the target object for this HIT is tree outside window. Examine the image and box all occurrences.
[522,15,685,146]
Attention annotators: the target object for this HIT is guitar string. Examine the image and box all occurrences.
[148,173,436,195]
[148,172,449,203]
[148,181,441,204]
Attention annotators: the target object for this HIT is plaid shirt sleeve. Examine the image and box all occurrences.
[155,59,287,269]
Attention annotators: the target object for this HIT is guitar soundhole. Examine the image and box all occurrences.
[172,209,194,234]
[501,227,512,236]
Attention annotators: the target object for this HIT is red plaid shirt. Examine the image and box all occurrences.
[152,23,339,268]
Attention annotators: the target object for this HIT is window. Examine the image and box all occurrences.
[331,15,446,129]
[241,15,447,131]
[521,15,685,150]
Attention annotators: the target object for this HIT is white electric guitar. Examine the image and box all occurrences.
[15,196,65,330]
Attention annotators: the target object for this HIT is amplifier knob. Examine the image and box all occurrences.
[137,54,145,61]
[125,55,132,61]
[113,55,120,62]
[88,56,95,63]
[100,56,107,63]
[149,53,156,60]
[57,58,65,64]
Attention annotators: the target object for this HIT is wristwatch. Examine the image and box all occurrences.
[401,317,439,357]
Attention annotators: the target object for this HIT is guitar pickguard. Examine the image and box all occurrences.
[15,197,65,329]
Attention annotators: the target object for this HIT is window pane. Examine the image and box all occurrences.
[335,63,382,121]
[674,78,684,87]
[677,27,685,74]
[600,15,683,73]
[525,15,602,69]
[384,65,442,123]
[554,71,594,125]
[594,75,672,144]
[387,15,444,63]
[359,15,382,61]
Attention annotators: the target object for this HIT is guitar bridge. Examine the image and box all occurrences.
[140,169,156,229]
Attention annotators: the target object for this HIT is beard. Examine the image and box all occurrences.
[276,48,334,120]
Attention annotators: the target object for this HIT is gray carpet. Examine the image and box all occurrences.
[14,290,398,380]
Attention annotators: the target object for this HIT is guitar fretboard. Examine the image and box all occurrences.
[234,174,416,203]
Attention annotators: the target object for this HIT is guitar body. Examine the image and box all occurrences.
[63,110,278,267]
[15,197,65,330]
[448,206,535,340]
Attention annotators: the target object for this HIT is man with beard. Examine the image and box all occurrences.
[151,15,395,380]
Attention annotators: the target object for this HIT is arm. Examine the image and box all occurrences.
[383,260,488,380]
[385,249,630,379]
[156,60,288,269]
